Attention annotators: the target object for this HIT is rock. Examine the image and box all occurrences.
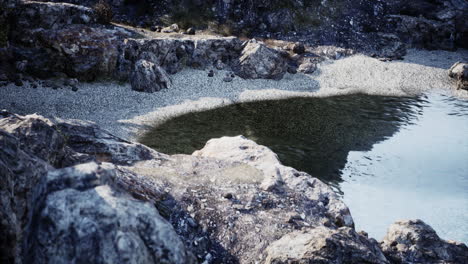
[0,112,159,167]
[298,59,317,74]
[130,59,172,93]
[0,112,69,167]
[186,27,195,35]
[222,74,233,82]
[387,15,457,51]
[215,59,225,70]
[55,118,161,165]
[29,162,196,264]
[292,42,306,54]
[234,40,288,80]
[0,129,49,264]
[448,62,468,90]
[118,37,243,78]
[64,78,78,86]
[14,79,23,86]
[14,1,97,30]
[208,69,214,77]
[265,226,389,264]
[162,23,179,33]
[380,219,468,264]
[71,85,78,91]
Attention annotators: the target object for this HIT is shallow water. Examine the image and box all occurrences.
[140,92,468,243]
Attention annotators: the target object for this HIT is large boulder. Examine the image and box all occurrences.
[234,40,289,80]
[380,219,468,264]
[28,162,195,264]
[130,59,172,93]
[124,135,354,263]
[265,227,389,264]
[0,129,49,264]
[448,62,468,90]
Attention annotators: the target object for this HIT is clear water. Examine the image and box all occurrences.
[139,92,468,243]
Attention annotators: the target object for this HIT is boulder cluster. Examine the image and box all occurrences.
[1,111,467,264]
[1,0,467,93]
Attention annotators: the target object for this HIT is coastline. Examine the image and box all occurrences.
[1,49,467,141]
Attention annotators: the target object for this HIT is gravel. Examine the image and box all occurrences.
[0,49,467,140]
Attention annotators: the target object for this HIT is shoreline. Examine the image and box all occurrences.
[0,49,467,141]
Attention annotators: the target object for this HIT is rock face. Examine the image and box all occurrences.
[234,40,288,80]
[265,227,389,264]
[380,219,468,264]
[0,111,158,168]
[449,62,468,90]
[130,59,172,93]
[28,162,195,264]
[0,129,49,264]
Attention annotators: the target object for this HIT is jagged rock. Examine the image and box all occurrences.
[117,37,243,79]
[162,23,179,33]
[55,118,161,165]
[298,59,317,74]
[186,27,196,35]
[14,1,96,30]
[448,62,468,90]
[0,111,69,167]
[265,226,389,264]
[125,135,354,263]
[130,59,172,93]
[387,15,457,51]
[0,112,159,167]
[12,24,129,80]
[380,219,468,264]
[29,162,196,264]
[234,40,288,80]
[0,129,49,264]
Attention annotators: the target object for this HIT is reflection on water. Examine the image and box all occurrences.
[139,92,468,243]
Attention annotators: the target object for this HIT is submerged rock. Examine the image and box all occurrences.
[265,226,389,264]
[130,59,172,93]
[234,40,288,80]
[380,219,468,264]
[449,62,468,90]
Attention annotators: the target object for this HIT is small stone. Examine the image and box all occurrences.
[14,79,23,87]
[32,83,38,89]
[292,43,306,54]
[71,86,78,92]
[150,26,157,32]
[186,28,195,35]
[187,217,198,228]
[208,70,214,77]
[65,78,79,86]
[223,75,233,82]
[223,193,233,199]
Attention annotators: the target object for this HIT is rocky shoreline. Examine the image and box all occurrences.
[1,0,468,263]
[1,111,467,263]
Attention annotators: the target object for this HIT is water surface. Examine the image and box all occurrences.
[140,92,468,243]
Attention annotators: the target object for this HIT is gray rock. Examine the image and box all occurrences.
[292,43,306,54]
[0,112,69,167]
[29,162,196,264]
[380,219,468,264]
[55,118,162,165]
[265,226,389,264]
[125,135,354,263]
[130,59,172,93]
[234,40,288,80]
[186,27,196,35]
[0,129,49,264]
[448,62,468,90]
[162,23,180,33]
[298,61,317,74]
